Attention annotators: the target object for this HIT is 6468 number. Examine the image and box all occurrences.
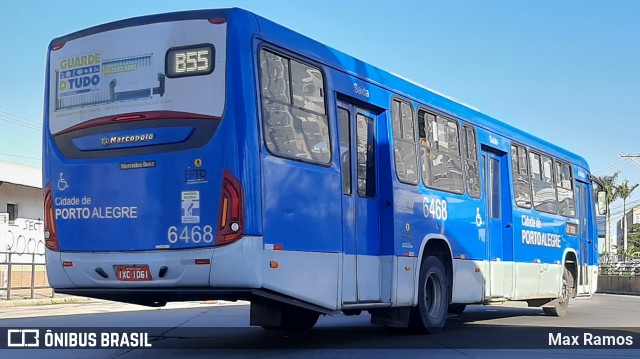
[422,197,448,220]
[167,225,214,244]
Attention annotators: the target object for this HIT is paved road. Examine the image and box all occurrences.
[0,294,639,358]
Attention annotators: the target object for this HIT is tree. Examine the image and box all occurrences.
[616,179,639,252]
[616,244,640,263]
[596,173,619,254]
[627,223,640,250]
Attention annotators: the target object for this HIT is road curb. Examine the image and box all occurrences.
[0,297,250,308]
[0,296,94,308]
[596,290,640,296]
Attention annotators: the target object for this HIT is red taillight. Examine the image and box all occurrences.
[52,43,65,51]
[44,183,59,251]
[209,18,227,24]
[112,114,146,122]
[216,169,244,245]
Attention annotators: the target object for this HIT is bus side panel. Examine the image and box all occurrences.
[262,249,340,309]
[261,157,342,252]
[260,157,342,309]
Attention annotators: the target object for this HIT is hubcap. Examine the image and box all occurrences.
[424,272,442,317]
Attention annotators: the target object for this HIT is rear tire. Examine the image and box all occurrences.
[417,256,449,333]
[543,267,573,317]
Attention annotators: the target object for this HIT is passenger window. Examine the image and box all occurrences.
[259,49,330,164]
[260,51,290,103]
[490,158,501,219]
[510,144,532,208]
[418,109,464,194]
[391,100,418,184]
[338,107,352,195]
[462,125,480,198]
[357,113,376,198]
[556,161,576,217]
[291,60,325,115]
[530,151,557,213]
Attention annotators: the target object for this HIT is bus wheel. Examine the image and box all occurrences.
[417,256,449,333]
[447,304,466,314]
[543,267,574,317]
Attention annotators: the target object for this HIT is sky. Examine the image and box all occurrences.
[1,0,639,226]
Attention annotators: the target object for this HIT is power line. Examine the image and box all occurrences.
[0,110,42,131]
[0,152,41,161]
[593,157,626,171]
[620,153,640,169]
[593,158,630,176]
[0,110,41,126]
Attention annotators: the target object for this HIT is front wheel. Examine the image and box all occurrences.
[417,256,449,333]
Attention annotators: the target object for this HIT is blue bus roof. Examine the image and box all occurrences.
[50,7,590,171]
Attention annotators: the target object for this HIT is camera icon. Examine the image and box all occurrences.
[7,329,39,347]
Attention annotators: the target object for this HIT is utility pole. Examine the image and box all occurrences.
[618,153,640,256]
[620,153,640,167]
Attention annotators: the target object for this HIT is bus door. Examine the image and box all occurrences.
[482,148,514,299]
[337,100,381,303]
[575,181,591,295]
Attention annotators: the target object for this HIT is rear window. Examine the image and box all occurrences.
[48,20,227,134]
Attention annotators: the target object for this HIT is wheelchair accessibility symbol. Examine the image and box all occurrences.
[57,172,69,191]
[475,207,483,227]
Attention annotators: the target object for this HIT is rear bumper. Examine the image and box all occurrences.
[54,287,335,314]
[46,236,264,289]
[54,287,254,305]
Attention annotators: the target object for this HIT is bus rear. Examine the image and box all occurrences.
[43,10,261,305]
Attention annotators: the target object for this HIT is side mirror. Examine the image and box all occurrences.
[597,191,607,215]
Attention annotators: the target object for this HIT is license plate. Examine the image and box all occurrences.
[115,265,152,281]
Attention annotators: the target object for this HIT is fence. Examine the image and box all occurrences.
[599,261,640,277]
[0,251,53,300]
[0,218,54,300]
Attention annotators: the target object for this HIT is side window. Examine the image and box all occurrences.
[556,161,576,217]
[418,109,464,194]
[7,203,18,224]
[391,99,418,184]
[462,125,480,198]
[530,151,557,213]
[291,60,325,114]
[357,113,376,198]
[490,158,501,219]
[510,144,532,208]
[338,107,351,195]
[259,49,330,164]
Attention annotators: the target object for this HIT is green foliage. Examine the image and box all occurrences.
[596,173,619,254]
[616,244,640,262]
[596,172,619,208]
[616,179,639,203]
[628,223,640,249]
[616,179,639,251]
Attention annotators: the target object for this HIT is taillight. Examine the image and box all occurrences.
[112,114,146,122]
[216,169,244,245]
[44,183,59,251]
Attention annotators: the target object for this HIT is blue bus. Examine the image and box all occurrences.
[43,8,606,332]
